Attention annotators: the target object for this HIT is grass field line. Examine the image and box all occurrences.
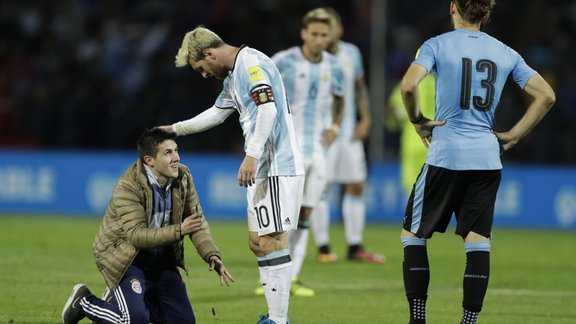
[309,281,576,298]
[309,280,404,291]
[425,286,576,297]
[488,288,576,297]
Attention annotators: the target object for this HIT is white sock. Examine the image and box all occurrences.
[343,193,365,245]
[310,199,330,247]
[257,255,269,292]
[265,250,292,324]
[289,227,309,279]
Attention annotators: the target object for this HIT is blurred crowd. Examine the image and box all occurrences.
[0,0,574,164]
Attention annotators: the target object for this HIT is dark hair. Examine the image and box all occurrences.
[454,0,496,25]
[137,128,177,162]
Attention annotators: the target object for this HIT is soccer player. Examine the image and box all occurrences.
[399,1,555,323]
[61,128,234,324]
[158,26,305,324]
[386,74,435,196]
[269,8,344,297]
[310,7,385,264]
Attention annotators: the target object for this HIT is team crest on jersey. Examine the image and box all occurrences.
[248,66,264,83]
[250,85,275,106]
[130,279,142,294]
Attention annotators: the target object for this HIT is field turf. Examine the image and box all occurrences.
[0,215,575,323]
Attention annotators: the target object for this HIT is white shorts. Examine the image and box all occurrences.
[247,175,304,236]
[327,140,367,183]
[302,158,328,208]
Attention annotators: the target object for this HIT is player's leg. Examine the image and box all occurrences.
[75,265,150,323]
[288,163,313,288]
[401,165,461,323]
[400,229,429,324]
[288,205,314,296]
[457,170,500,324]
[289,160,326,296]
[336,141,384,263]
[150,267,195,323]
[248,175,304,324]
[310,196,337,263]
[311,141,340,262]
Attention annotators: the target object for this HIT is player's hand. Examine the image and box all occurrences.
[180,209,204,235]
[323,128,338,146]
[353,119,370,140]
[493,130,519,155]
[238,155,257,187]
[413,117,446,148]
[155,125,175,134]
[209,256,235,287]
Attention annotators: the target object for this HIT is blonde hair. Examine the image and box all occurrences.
[174,26,225,67]
[322,6,342,26]
[302,8,332,28]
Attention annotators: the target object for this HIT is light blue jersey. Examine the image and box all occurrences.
[333,41,364,141]
[215,46,304,178]
[415,29,537,170]
[272,47,344,162]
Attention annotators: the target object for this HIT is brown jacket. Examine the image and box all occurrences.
[92,159,221,289]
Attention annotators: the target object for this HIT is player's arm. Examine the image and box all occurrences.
[245,84,277,160]
[325,95,344,145]
[400,63,427,123]
[238,84,277,187]
[401,63,445,147]
[495,74,555,153]
[326,60,345,143]
[165,105,234,136]
[354,75,371,140]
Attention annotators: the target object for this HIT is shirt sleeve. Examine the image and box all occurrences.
[241,52,278,159]
[413,38,437,73]
[331,56,345,97]
[215,79,236,108]
[509,48,537,89]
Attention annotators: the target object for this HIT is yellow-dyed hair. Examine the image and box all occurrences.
[174,26,225,67]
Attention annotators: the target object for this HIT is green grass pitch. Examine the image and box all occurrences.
[0,215,575,323]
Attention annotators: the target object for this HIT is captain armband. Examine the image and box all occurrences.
[250,85,275,107]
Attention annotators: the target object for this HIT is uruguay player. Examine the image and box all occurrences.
[399,1,555,323]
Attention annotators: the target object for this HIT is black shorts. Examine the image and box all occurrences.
[403,164,501,239]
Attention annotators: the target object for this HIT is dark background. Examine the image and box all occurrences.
[1,0,574,164]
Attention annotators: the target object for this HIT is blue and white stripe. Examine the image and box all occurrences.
[215,46,304,178]
[272,46,344,163]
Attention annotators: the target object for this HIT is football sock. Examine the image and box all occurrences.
[347,244,361,258]
[461,309,480,324]
[408,299,427,324]
[262,249,292,324]
[402,236,429,323]
[310,199,330,248]
[462,241,490,323]
[257,255,269,293]
[319,244,331,254]
[342,193,365,246]
[289,221,310,279]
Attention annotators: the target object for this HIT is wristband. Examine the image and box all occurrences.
[330,124,340,134]
[410,112,424,124]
